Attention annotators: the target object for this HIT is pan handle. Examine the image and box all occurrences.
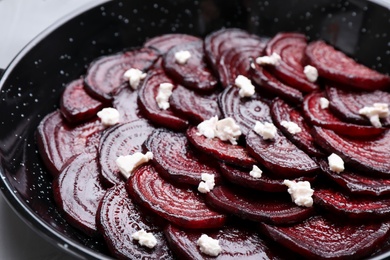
[0,69,3,80]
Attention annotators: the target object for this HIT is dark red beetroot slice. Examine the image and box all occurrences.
[206,184,314,224]
[326,86,390,126]
[186,126,257,168]
[260,215,390,259]
[36,110,104,176]
[163,40,218,93]
[60,78,105,124]
[219,162,316,193]
[271,98,325,157]
[305,40,390,90]
[99,120,154,187]
[144,129,221,186]
[246,130,319,178]
[53,148,106,236]
[144,34,201,54]
[126,164,227,229]
[318,160,390,196]
[218,85,272,136]
[265,32,318,93]
[97,183,174,260]
[303,91,386,137]
[170,85,221,124]
[112,87,143,123]
[84,47,159,102]
[312,126,390,176]
[165,224,287,260]
[138,69,188,131]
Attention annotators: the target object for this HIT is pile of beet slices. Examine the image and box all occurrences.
[36,28,390,259]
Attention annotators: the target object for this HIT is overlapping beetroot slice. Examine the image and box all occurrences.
[97,183,174,259]
[206,184,314,224]
[84,47,159,102]
[260,215,390,259]
[126,164,227,229]
[98,120,154,187]
[53,148,106,236]
[144,33,200,54]
[112,87,143,123]
[305,40,390,90]
[265,32,318,92]
[144,129,221,186]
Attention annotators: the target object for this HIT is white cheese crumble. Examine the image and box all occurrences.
[303,65,318,82]
[197,116,242,145]
[156,82,174,110]
[283,180,314,207]
[249,165,262,178]
[198,173,216,193]
[123,68,146,90]
[174,50,191,64]
[131,229,157,249]
[197,234,222,257]
[115,152,153,179]
[319,97,329,109]
[197,116,218,139]
[280,120,302,134]
[253,121,277,140]
[234,75,255,97]
[97,107,120,126]
[255,52,281,66]
[328,153,344,173]
[358,103,389,128]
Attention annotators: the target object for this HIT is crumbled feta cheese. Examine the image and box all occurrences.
[249,165,262,178]
[255,52,281,66]
[116,152,153,179]
[358,103,389,128]
[97,107,120,126]
[198,173,216,193]
[174,50,191,64]
[319,97,329,109]
[197,116,242,145]
[283,180,314,207]
[328,153,344,173]
[123,68,146,90]
[197,116,218,139]
[132,229,157,249]
[303,65,318,82]
[197,234,222,257]
[234,75,255,97]
[280,120,302,134]
[253,121,277,140]
[156,82,174,110]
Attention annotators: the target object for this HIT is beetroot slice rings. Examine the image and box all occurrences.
[305,40,390,90]
[126,164,227,229]
[143,34,200,54]
[112,87,143,123]
[97,183,174,259]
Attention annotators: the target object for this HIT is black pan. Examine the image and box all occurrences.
[0,0,389,259]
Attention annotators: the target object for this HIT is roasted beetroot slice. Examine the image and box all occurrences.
[97,183,174,260]
[126,164,227,229]
[165,224,287,260]
[84,47,159,102]
[36,110,104,176]
[144,129,221,186]
[246,130,319,178]
[60,78,105,124]
[312,126,390,176]
[53,148,106,236]
[99,120,154,187]
[144,34,201,54]
[138,69,188,131]
[112,87,143,123]
[260,215,390,259]
[206,184,314,224]
[271,98,325,157]
[170,85,221,124]
[219,162,316,193]
[305,40,390,90]
[326,86,390,126]
[265,32,318,93]
[186,126,257,168]
[318,160,390,196]
[163,40,218,93]
[218,85,272,136]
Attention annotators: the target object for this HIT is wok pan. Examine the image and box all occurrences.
[0,0,389,259]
